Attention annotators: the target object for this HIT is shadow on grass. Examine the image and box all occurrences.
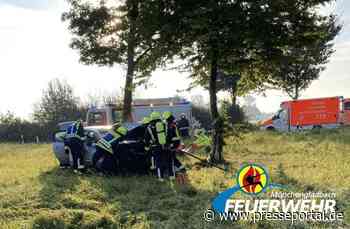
[37,167,82,209]
[34,164,345,229]
[35,167,247,229]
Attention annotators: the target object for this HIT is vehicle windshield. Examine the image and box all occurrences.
[272,109,282,120]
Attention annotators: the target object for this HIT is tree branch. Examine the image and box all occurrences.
[135,46,152,64]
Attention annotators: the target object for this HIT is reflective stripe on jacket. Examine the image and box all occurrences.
[147,120,167,147]
[96,131,122,154]
[66,122,84,140]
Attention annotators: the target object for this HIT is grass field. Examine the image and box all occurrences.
[0,128,349,229]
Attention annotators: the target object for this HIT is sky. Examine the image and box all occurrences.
[0,0,349,118]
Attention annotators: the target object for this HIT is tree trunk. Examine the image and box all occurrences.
[231,94,237,106]
[292,72,300,101]
[208,50,223,163]
[293,82,299,100]
[231,81,237,106]
[122,55,135,122]
[122,1,138,122]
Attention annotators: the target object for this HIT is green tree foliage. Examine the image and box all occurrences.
[189,68,269,106]
[269,15,340,100]
[219,101,249,145]
[160,0,340,163]
[62,0,172,121]
[0,111,22,142]
[0,112,50,142]
[216,73,241,105]
[220,101,246,126]
[33,79,85,130]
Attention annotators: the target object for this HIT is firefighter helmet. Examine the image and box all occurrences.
[150,111,161,121]
[116,126,128,136]
[142,117,151,124]
[163,111,172,120]
[112,123,121,132]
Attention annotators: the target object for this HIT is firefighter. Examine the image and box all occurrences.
[163,111,188,183]
[93,124,128,174]
[141,117,154,170]
[162,111,177,179]
[177,113,190,138]
[64,120,86,173]
[163,112,179,145]
[145,111,169,181]
[55,131,70,168]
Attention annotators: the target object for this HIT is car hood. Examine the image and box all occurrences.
[260,118,273,126]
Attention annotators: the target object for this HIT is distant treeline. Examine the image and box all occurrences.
[0,105,244,143]
[0,112,52,143]
[0,79,263,143]
[0,79,87,143]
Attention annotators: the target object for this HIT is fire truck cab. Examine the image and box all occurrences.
[86,97,192,129]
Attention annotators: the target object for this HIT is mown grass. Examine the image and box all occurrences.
[0,128,349,229]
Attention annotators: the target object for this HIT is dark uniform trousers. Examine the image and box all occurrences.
[93,146,118,174]
[150,145,173,179]
[65,137,85,170]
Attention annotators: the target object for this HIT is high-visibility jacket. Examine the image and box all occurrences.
[96,131,124,154]
[146,120,167,147]
[66,121,84,140]
[166,121,181,148]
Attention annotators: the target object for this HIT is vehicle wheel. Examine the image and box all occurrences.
[267,126,275,131]
[312,125,322,129]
